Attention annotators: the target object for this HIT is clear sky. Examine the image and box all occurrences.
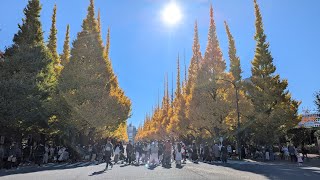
[1,0,320,127]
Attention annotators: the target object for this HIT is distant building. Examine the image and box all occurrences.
[298,112,320,128]
[127,123,137,143]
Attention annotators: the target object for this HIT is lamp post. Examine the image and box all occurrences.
[215,78,241,160]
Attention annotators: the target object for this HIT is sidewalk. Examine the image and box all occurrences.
[244,154,320,167]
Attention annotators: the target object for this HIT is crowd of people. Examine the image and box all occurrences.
[0,138,233,171]
[0,138,309,171]
[101,139,231,170]
[0,141,71,170]
[239,144,307,165]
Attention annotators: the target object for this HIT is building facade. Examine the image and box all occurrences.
[298,112,320,128]
[127,123,137,143]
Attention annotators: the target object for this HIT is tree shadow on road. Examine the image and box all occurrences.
[0,162,105,177]
[209,161,320,180]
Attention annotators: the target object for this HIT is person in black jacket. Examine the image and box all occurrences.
[126,140,134,165]
[158,141,164,163]
[191,141,198,162]
[301,145,308,160]
[119,142,125,163]
[221,143,228,163]
[203,142,209,162]
[35,142,45,167]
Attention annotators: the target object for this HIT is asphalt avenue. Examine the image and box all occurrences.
[1,160,320,180]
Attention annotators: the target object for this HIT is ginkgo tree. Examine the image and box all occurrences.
[137,1,299,147]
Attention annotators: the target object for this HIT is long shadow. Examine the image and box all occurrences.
[120,164,130,168]
[88,169,106,176]
[0,162,105,177]
[208,161,320,180]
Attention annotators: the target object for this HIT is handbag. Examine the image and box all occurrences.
[12,157,17,163]
[7,156,12,162]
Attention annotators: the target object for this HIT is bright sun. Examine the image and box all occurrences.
[162,2,182,25]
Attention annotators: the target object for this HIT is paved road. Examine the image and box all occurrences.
[0,160,320,180]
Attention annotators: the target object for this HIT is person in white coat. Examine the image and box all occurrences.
[43,144,49,164]
[175,142,182,168]
[114,143,121,164]
[149,141,159,166]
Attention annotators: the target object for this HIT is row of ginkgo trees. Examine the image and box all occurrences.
[135,0,300,146]
[0,0,131,145]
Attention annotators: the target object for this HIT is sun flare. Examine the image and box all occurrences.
[162,2,182,25]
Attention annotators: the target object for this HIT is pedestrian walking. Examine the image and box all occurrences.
[158,141,164,164]
[126,140,134,165]
[134,142,142,165]
[191,141,198,162]
[301,145,308,160]
[203,142,209,162]
[119,142,125,163]
[297,153,303,166]
[163,140,172,167]
[227,145,232,159]
[58,146,69,162]
[114,142,121,164]
[104,139,113,171]
[35,143,45,167]
[175,142,182,168]
[91,144,97,162]
[282,145,289,160]
[142,143,149,164]
[49,145,55,163]
[181,143,187,164]
[213,143,220,161]
[199,143,204,162]
[265,148,270,161]
[149,141,159,166]
[288,144,296,162]
[6,143,17,169]
[43,144,49,164]
[221,143,228,163]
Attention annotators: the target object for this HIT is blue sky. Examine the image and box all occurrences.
[1,0,320,127]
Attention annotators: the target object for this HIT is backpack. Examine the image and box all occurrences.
[105,144,112,151]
